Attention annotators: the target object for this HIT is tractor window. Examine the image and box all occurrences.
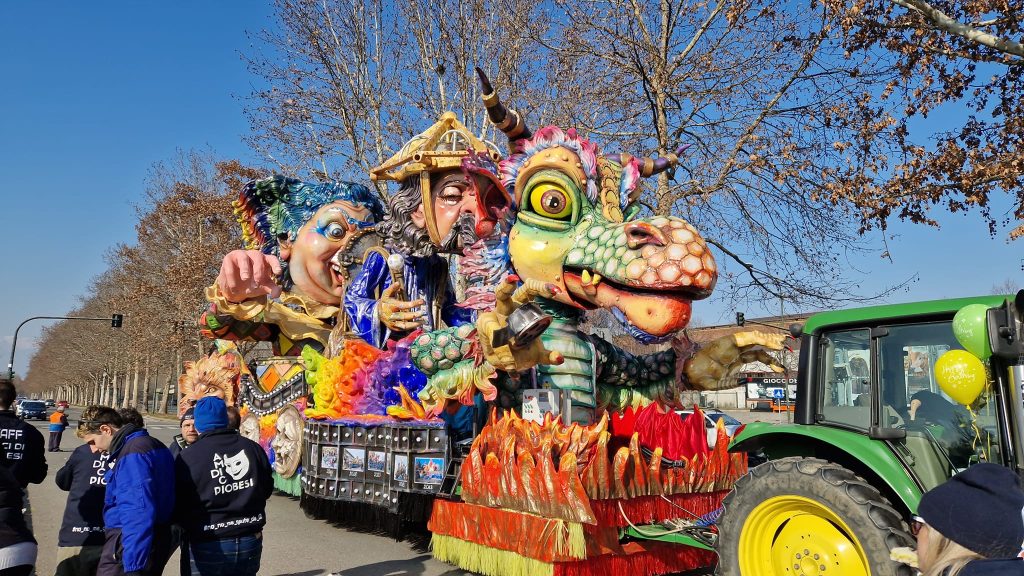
[819,328,871,430]
[876,321,1005,485]
[875,322,957,416]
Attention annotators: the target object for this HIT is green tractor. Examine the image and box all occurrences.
[715,294,1024,575]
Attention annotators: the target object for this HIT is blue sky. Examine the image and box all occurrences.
[0,1,273,377]
[0,1,1020,377]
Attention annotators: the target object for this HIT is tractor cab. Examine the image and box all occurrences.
[815,317,1011,490]
[717,294,1023,576]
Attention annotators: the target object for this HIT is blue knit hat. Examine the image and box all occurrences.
[918,463,1024,558]
[180,407,195,424]
[193,397,228,433]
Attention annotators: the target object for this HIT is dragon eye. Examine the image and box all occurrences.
[528,184,572,220]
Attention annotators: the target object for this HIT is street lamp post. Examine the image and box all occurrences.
[7,314,124,381]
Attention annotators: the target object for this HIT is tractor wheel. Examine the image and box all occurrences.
[716,457,914,576]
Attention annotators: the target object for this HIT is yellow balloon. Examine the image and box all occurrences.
[934,350,987,405]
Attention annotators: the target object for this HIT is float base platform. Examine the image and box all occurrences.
[431,533,715,576]
[428,499,716,576]
[300,492,434,542]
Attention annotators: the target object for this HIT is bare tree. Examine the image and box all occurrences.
[526,0,916,309]
[22,151,251,405]
[242,0,568,190]
[818,0,1024,238]
[992,278,1021,295]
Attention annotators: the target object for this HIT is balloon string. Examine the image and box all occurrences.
[967,404,983,455]
[975,368,992,461]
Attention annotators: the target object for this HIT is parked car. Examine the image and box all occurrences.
[45,399,55,408]
[13,399,27,417]
[675,408,743,448]
[19,401,47,421]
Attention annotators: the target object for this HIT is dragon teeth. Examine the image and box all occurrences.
[581,269,602,294]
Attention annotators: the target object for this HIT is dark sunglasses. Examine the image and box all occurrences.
[910,515,926,536]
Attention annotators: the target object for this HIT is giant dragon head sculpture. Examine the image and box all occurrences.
[478,71,718,343]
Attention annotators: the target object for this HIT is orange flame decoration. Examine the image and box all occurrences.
[460,410,746,524]
[386,384,428,420]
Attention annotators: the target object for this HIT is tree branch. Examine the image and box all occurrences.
[889,0,1024,58]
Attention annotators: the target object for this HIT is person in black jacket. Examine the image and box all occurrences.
[0,381,46,532]
[909,463,1024,575]
[0,450,35,576]
[117,408,145,429]
[175,397,272,576]
[169,408,197,459]
[54,441,112,576]
[0,382,46,488]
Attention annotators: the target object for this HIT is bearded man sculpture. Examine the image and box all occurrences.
[344,112,508,347]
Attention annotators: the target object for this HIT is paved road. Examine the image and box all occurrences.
[722,408,791,425]
[26,408,462,576]
[25,406,783,575]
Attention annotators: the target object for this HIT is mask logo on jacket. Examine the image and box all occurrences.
[221,450,250,481]
[211,450,256,496]
[90,453,112,486]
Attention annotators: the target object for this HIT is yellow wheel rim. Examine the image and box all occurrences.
[737,495,870,576]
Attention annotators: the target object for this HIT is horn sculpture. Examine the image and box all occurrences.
[631,145,689,178]
[476,67,532,143]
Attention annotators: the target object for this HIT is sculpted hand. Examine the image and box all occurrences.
[217,250,283,303]
[476,276,563,373]
[684,330,787,391]
[378,283,426,332]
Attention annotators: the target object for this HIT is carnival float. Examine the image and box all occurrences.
[190,71,785,575]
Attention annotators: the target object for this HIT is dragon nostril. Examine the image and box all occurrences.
[624,222,668,249]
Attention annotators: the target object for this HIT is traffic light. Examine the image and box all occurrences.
[111,314,124,328]
[736,312,745,327]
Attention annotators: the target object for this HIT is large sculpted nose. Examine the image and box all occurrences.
[622,216,717,296]
[624,221,668,249]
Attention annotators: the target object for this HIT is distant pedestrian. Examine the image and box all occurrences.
[55,413,113,576]
[175,397,272,576]
[117,408,145,429]
[49,405,69,452]
[169,408,197,459]
[0,451,36,576]
[77,406,175,576]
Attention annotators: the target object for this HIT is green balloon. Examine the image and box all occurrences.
[953,304,992,360]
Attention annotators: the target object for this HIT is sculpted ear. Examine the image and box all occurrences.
[278,234,292,261]
[411,204,426,229]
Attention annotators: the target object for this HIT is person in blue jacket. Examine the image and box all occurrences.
[911,463,1024,575]
[54,431,112,576]
[77,406,174,576]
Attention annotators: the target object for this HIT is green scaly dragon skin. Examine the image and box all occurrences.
[406,292,682,414]
[532,298,681,418]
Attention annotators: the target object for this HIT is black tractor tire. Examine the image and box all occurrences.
[716,457,914,576]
